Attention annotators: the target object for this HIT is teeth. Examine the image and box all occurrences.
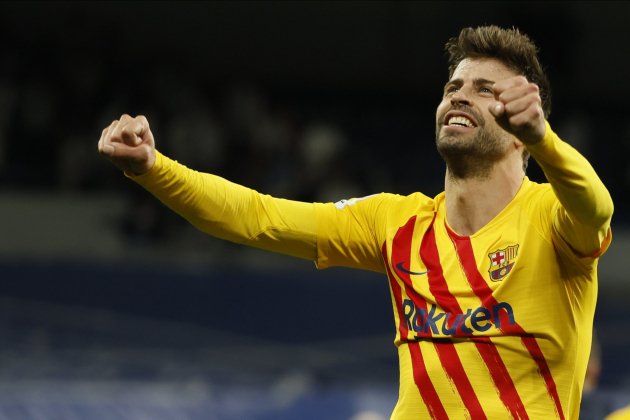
[448,116,474,127]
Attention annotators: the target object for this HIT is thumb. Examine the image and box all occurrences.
[102,141,152,161]
[489,101,505,118]
[110,142,155,175]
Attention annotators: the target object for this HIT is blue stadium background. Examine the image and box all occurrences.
[0,1,629,419]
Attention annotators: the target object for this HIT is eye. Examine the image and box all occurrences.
[479,86,493,95]
[444,85,459,96]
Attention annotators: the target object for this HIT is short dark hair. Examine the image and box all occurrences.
[445,26,551,119]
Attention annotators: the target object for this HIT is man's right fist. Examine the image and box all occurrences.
[98,114,156,176]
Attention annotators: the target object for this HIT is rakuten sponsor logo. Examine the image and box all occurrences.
[402,299,516,337]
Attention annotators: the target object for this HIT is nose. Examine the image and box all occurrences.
[450,89,471,107]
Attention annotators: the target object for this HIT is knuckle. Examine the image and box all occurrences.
[527,104,540,115]
[509,114,524,127]
[504,102,516,115]
[508,115,517,126]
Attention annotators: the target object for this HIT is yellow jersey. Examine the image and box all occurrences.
[130,123,612,419]
[607,405,630,420]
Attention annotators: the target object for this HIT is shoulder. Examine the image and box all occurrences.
[521,177,552,195]
[321,191,437,225]
[517,178,556,209]
[336,191,436,212]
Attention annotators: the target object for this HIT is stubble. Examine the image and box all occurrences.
[435,108,509,180]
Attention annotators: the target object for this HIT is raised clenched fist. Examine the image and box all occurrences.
[98,114,156,176]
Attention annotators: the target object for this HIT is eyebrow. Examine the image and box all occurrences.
[444,77,496,90]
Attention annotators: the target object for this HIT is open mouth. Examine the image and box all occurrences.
[447,115,474,127]
[444,111,477,128]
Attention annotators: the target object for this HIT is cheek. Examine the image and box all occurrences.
[436,100,449,123]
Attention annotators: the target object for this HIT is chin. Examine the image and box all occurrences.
[437,135,473,153]
[437,144,472,162]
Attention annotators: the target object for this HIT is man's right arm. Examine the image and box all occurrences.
[130,150,319,260]
[98,114,318,260]
[99,114,393,270]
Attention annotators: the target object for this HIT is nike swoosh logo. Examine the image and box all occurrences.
[395,262,428,276]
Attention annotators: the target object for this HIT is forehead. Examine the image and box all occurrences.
[450,57,519,82]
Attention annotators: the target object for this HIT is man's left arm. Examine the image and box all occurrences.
[527,123,613,257]
[491,76,613,257]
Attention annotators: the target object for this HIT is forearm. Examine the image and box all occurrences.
[528,122,613,225]
[528,122,613,255]
[129,151,318,260]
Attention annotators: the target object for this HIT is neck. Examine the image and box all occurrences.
[444,159,524,236]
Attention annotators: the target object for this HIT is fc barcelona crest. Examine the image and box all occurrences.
[488,245,519,282]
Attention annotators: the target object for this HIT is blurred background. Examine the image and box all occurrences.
[0,1,629,419]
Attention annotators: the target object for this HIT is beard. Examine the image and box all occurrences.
[435,110,510,180]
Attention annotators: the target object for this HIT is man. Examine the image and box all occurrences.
[98,26,613,419]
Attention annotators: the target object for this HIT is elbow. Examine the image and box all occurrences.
[599,191,614,221]
[589,191,614,229]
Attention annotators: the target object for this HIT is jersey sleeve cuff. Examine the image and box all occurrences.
[124,150,165,183]
[525,120,558,158]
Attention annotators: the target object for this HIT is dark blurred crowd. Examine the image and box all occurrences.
[0,2,628,249]
[0,36,448,245]
[5,57,440,197]
[2,52,629,245]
